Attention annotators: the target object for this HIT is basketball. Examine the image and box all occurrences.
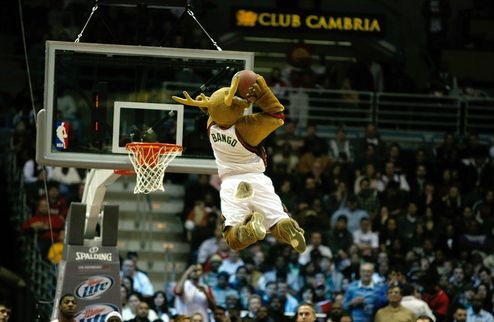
[237,69,258,99]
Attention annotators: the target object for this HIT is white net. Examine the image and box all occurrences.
[125,143,182,194]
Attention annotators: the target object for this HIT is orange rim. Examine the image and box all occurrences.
[125,142,183,167]
[125,142,183,153]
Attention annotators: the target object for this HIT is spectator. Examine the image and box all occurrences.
[295,303,317,322]
[174,264,215,321]
[330,126,354,163]
[355,177,380,220]
[400,283,436,322]
[22,151,54,209]
[352,217,379,253]
[122,292,159,321]
[331,194,369,234]
[51,293,77,322]
[466,293,494,322]
[0,302,11,322]
[126,251,149,277]
[398,202,421,240]
[377,160,410,193]
[277,280,300,314]
[319,255,345,295]
[44,182,69,219]
[212,305,231,322]
[126,301,155,322]
[21,198,65,258]
[298,231,333,266]
[120,258,154,299]
[342,262,387,322]
[374,283,416,322]
[415,315,434,322]
[191,313,204,322]
[185,194,221,251]
[50,167,85,203]
[259,281,277,306]
[325,215,353,262]
[212,271,239,308]
[105,311,123,322]
[219,249,245,277]
[337,313,353,322]
[450,304,467,322]
[151,291,171,322]
[241,294,262,322]
[422,274,450,322]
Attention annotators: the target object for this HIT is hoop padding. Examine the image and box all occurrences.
[125,143,183,194]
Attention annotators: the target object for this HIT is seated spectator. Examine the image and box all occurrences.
[241,294,262,321]
[398,202,421,240]
[329,126,354,163]
[377,160,410,193]
[299,231,333,266]
[21,198,65,258]
[324,215,353,263]
[400,283,436,321]
[151,291,171,322]
[44,182,69,219]
[355,177,380,219]
[277,280,300,314]
[120,258,154,299]
[352,217,379,252]
[467,293,494,322]
[331,194,369,234]
[50,167,86,203]
[122,292,159,321]
[450,304,467,322]
[218,249,244,277]
[212,271,239,308]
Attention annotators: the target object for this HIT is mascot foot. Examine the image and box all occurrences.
[242,212,266,242]
[235,181,254,200]
[271,218,306,253]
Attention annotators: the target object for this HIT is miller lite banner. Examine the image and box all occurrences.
[233,8,385,34]
[52,245,121,322]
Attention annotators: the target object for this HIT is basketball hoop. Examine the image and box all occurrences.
[116,142,183,194]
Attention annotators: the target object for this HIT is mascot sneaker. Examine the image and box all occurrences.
[235,181,254,200]
[271,218,306,253]
[242,211,266,241]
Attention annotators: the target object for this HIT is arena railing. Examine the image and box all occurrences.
[163,81,493,145]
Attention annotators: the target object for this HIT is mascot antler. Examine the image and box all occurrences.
[172,73,249,127]
[172,73,240,108]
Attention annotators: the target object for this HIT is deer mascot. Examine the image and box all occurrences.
[172,72,306,253]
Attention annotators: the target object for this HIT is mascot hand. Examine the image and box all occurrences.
[246,75,284,113]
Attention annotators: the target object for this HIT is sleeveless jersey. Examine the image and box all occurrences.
[208,123,266,178]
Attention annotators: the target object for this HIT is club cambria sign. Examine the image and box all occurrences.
[234,8,385,34]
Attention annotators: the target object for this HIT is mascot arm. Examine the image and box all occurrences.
[236,113,283,147]
[247,76,284,114]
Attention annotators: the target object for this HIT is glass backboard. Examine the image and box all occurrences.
[37,41,255,174]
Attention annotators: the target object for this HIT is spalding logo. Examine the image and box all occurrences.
[74,304,120,322]
[75,275,114,299]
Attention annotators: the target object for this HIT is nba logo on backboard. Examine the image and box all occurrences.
[55,121,69,150]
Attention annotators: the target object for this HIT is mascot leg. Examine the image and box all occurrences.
[223,212,266,251]
[270,218,307,253]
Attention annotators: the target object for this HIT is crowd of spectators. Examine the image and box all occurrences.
[126,120,493,322]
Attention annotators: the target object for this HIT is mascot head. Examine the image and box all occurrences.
[172,73,251,128]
